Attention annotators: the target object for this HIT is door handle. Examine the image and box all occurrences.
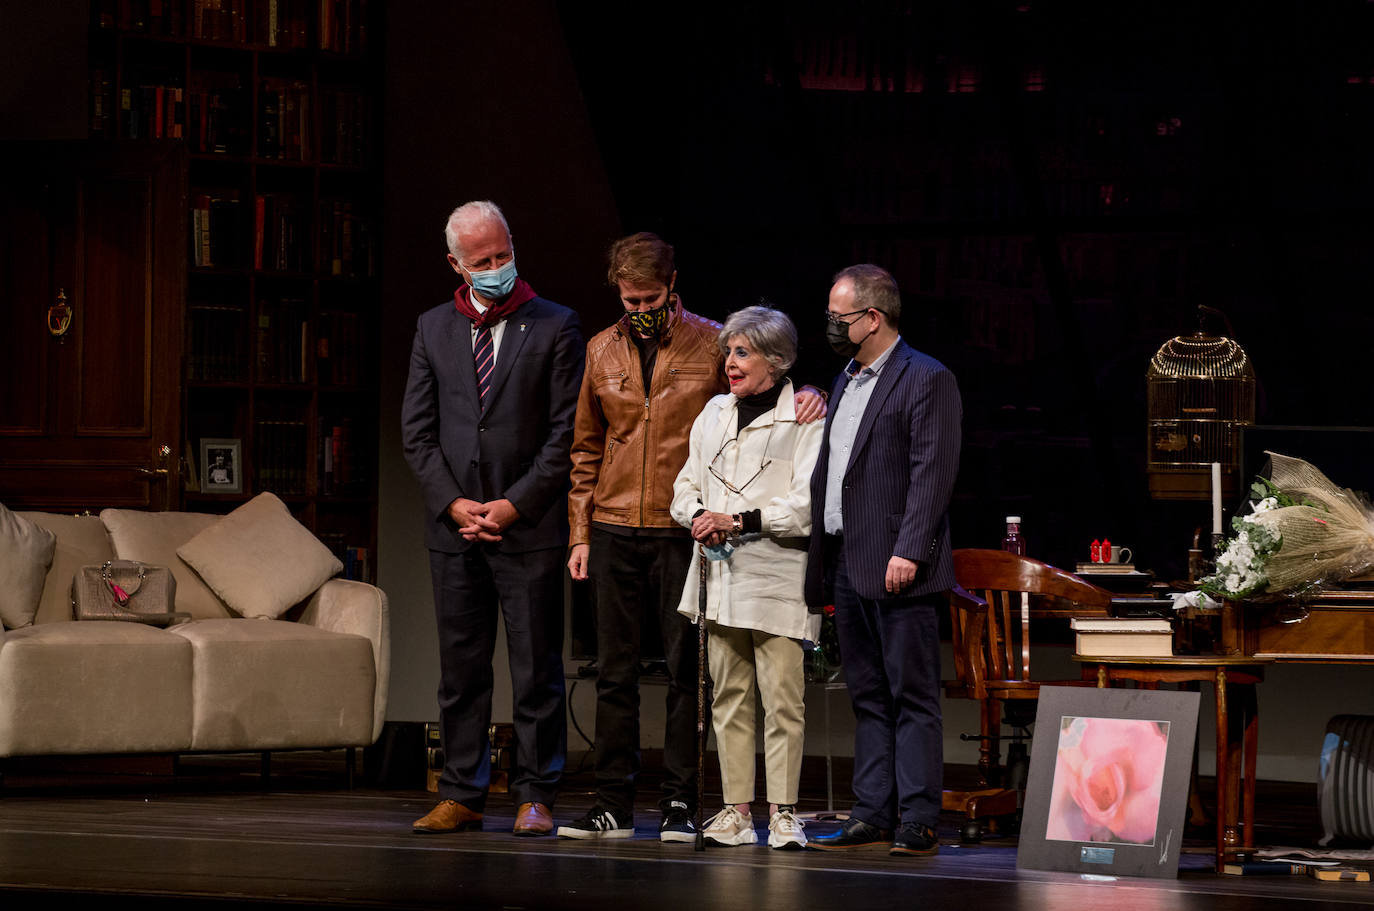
[135,444,173,479]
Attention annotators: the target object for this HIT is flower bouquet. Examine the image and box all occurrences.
[1199,452,1374,601]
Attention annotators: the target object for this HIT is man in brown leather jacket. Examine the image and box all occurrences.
[559,232,824,842]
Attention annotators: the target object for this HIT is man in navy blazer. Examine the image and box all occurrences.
[804,264,961,856]
[402,201,585,837]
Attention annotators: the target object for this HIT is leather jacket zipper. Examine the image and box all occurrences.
[640,391,650,527]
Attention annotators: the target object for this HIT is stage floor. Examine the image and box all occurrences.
[0,754,1367,910]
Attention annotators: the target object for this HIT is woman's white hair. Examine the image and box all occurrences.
[718,305,798,377]
[444,201,510,260]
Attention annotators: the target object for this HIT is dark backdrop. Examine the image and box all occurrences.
[552,0,1374,579]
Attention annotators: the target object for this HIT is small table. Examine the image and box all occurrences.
[1074,654,1269,873]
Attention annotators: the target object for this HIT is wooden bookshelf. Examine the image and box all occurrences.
[90,0,381,582]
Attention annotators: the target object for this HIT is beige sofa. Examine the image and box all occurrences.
[0,506,389,766]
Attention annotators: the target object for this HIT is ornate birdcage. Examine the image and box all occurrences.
[1147,317,1255,500]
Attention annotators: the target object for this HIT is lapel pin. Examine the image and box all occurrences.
[520,323,527,332]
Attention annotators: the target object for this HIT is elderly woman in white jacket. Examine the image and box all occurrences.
[671,305,822,850]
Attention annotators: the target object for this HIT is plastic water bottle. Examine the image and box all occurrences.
[1002,516,1026,556]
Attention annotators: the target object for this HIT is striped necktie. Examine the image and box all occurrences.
[474,324,494,405]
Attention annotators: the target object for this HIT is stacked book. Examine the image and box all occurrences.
[1076,562,1138,574]
[424,722,443,793]
[1223,861,1371,881]
[1071,617,1174,657]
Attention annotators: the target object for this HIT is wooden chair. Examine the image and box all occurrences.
[942,548,1114,841]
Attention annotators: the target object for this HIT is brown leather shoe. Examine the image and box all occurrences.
[513,801,554,836]
[412,799,483,834]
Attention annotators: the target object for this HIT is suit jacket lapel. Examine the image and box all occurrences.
[481,306,534,413]
[847,344,911,471]
[449,309,482,419]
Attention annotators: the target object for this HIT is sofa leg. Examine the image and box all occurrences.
[346,747,356,790]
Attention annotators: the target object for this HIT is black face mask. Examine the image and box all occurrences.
[826,317,876,358]
[825,320,858,357]
[625,302,670,337]
[624,286,674,337]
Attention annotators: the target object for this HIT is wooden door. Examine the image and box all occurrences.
[0,141,185,512]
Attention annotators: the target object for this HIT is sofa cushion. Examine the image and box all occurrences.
[169,618,375,751]
[175,493,342,620]
[18,512,113,625]
[0,504,57,630]
[0,622,193,756]
[99,509,232,620]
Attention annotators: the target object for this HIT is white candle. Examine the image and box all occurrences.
[1211,462,1223,535]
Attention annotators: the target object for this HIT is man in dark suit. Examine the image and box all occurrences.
[402,200,585,837]
[804,264,961,857]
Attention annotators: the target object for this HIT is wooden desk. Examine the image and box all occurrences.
[1243,591,1374,661]
[1075,655,1269,873]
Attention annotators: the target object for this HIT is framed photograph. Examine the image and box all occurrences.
[200,438,242,494]
[1017,685,1200,879]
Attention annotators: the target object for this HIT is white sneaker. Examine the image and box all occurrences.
[702,806,758,846]
[768,807,807,849]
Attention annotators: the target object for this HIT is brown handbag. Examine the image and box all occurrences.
[71,560,189,625]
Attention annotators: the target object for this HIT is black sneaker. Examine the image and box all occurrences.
[659,801,696,843]
[556,806,633,840]
[890,822,939,856]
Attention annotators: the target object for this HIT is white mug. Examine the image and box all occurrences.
[1108,545,1132,564]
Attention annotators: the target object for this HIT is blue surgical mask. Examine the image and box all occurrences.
[467,257,518,301]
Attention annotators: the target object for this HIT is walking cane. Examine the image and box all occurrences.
[695,544,708,851]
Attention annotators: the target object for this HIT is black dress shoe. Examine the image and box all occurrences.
[809,817,893,850]
[890,822,939,856]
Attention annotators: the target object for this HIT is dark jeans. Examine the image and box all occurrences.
[429,545,567,812]
[830,545,943,829]
[589,526,701,817]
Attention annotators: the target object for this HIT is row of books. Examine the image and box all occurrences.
[318,88,369,166]
[191,192,375,273]
[91,69,365,162]
[254,419,309,494]
[318,533,371,582]
[316,311,363,385]
[188,304,366,385]
[319,418,365,495]
[319,200,376,278]
[256,298,309,383]
[318,0,369,55]
[259,79,310,161]
[188,304,250,381]
[96,0,366,53]
[191,192,244,268]
[255,193,307,273]
[94,0,188,36]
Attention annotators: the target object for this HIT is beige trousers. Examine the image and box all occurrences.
[707,620,806,806]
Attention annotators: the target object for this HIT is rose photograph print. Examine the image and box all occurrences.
[1046,715,1169,845]
[1019,687,1197,878]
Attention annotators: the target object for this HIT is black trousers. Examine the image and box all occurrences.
[828,544,943,829]
[429,545,567,812]
[588,526,701,816]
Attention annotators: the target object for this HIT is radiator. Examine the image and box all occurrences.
[1319,715,1374,845]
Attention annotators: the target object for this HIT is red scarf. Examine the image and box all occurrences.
[453,278,537,328]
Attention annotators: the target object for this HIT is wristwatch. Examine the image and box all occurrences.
[730,514,743,537]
